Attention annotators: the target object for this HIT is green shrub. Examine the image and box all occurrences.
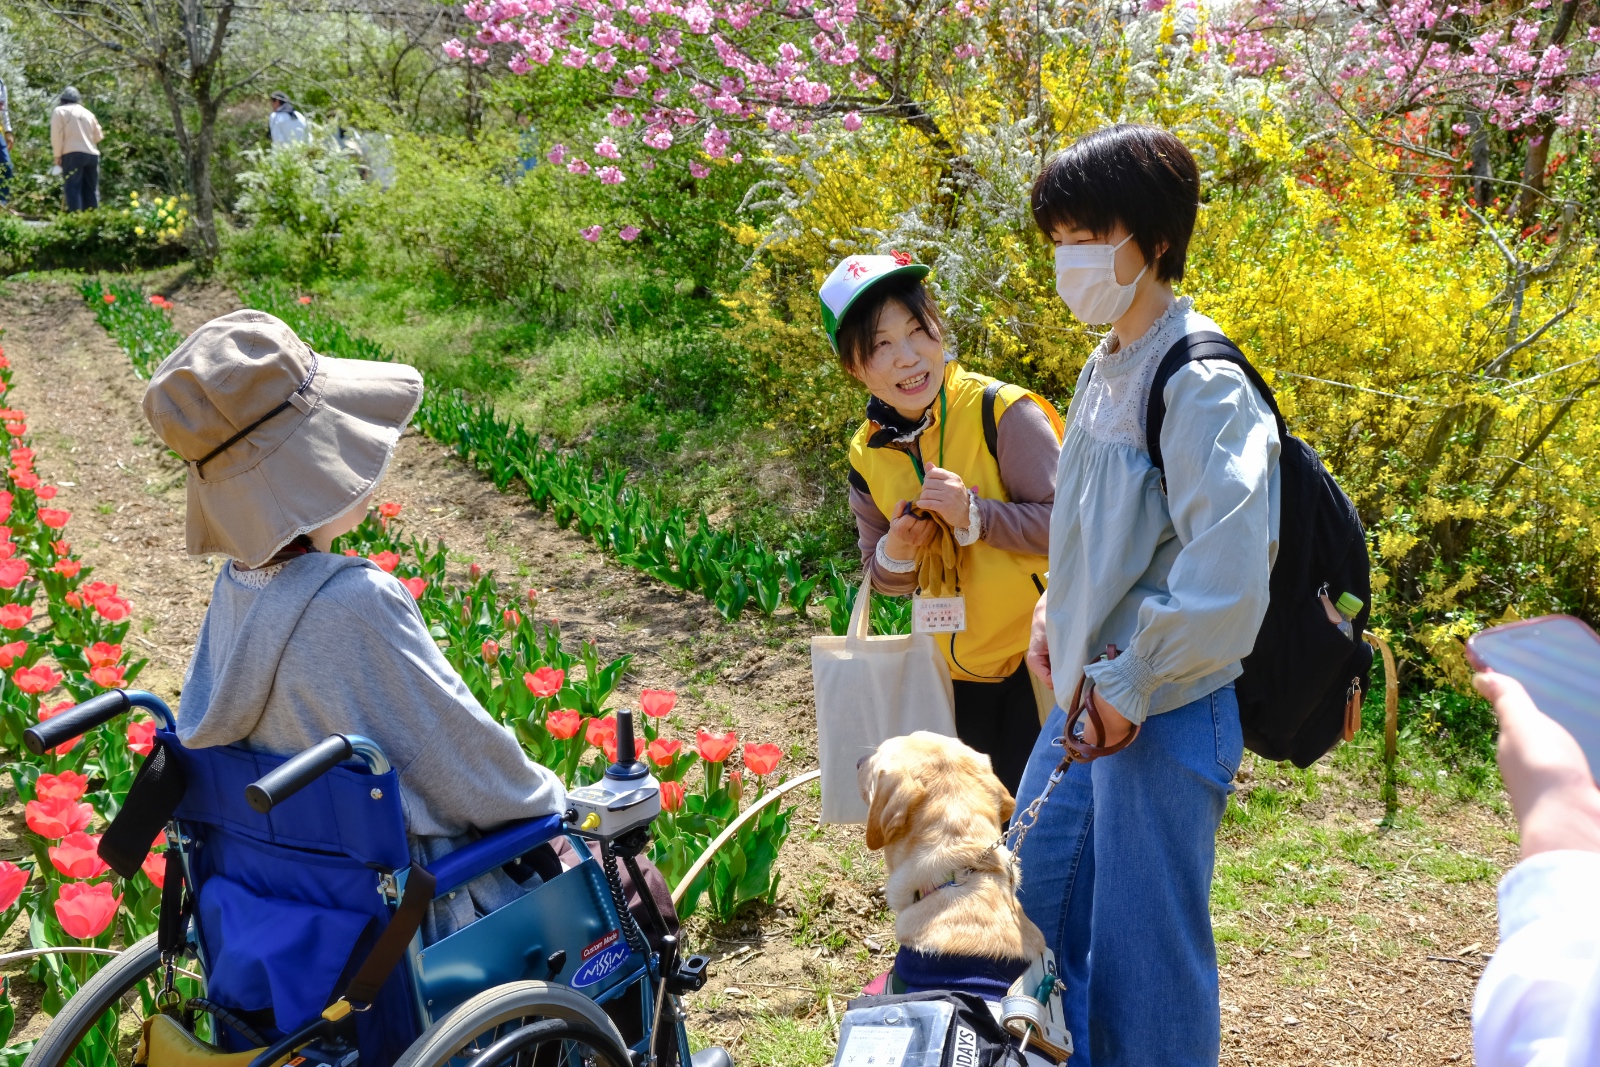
[231,139,372,281]
[0,193,189,274]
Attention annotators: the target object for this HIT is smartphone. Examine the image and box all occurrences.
[1465,614,1600,782]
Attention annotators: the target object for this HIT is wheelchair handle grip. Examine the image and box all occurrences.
[24,690,131,755]
[246,734,353,814]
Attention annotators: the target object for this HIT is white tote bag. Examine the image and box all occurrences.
[811,578,957,823]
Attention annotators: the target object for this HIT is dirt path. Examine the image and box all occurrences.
[0,278,1515,1065]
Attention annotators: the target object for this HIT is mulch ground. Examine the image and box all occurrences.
[0,278,1515,1064]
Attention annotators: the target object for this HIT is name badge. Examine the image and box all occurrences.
[913,595,967,634]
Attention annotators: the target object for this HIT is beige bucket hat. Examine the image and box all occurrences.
[142,309,423,568]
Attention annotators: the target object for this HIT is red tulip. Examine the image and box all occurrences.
[90,664,125,689]
[102,292,116,304]
[742,743,782,776]
[0,544,14,561]
[38,508,70,529]
[525,588,539,606]
[728,769,744,802]
[640,689,677,718]
[0,860,28,911]
[543,709,579,739]
[0,640,26,668]
[401,577,426,599]
[127,719,156,757]
[13,663,62,694]
[10,470,38,490]
[36,485,57,501]
[86,643,121,669]
[52,559,81,578]
[482,639,500,662]
[26,795,94,838]
[9,448,31,466]
[659,779,685,812]
[378,502,401,519]
[523,666,564,698]
[82,581,117,602]
[142,851,167,889]
[0,558,28,588]
[646,738,681,767]
[368,551,399,573]
[696,729,737,764]
[4,423,24,438]
[36,770,88,802]
[297,295,313,305]
[64,591,82,609]
[586,716,617,760]
[503,608,522,629]
[36,700,78,754]
[55,881,120,940]
[0,604,29,630]
[94,595,131,622]
[469,562,483,581]
[49,832,109,879]
[51,541,70,556]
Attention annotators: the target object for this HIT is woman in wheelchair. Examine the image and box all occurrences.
[141,310,568,944]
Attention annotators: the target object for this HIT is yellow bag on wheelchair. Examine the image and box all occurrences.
[134,1015,278,1067]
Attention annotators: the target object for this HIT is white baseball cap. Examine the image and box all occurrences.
[818,252,930,350]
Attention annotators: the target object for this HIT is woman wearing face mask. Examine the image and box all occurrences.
[820,253,1064,797]
[1013,125,1281,1067]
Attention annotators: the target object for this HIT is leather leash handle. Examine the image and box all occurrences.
[1061,662,1139,764]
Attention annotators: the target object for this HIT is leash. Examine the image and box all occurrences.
[1005,645,1139,856]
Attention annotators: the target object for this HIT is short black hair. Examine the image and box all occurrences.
[835,275,945,375]
[1031,125,1201,282]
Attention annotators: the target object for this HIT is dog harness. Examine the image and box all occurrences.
[911,869,970,903]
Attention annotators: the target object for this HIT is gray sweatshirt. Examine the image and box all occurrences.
[178,551,567,938]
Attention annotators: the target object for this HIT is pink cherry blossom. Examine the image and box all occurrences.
[689,161,710,178]
[620,225,641,241]
[843,110,863,131]
[568,158,592,175]
[443,38,467,59]
[597,165,626,184]
[595,136,622,158]
[581,225,604,241]
[548,143,568,165]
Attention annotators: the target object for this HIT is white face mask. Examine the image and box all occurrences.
[1054,234,1147,325]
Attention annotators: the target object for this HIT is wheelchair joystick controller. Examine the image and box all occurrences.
[564,708,661,840]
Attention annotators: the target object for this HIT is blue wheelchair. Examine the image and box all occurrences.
[21,691,730,1067]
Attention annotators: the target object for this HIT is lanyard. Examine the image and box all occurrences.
[907,386,947,483]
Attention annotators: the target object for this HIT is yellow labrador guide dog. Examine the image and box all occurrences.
[832,733,1072,1066]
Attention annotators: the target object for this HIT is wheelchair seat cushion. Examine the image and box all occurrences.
[198,874,374,1032]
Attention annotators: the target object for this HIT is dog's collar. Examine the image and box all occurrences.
[911,869,971,903]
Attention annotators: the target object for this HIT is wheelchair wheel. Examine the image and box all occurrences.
[463,1018,630,1067]
[23,934,165,1067]
[393,982,632,1067]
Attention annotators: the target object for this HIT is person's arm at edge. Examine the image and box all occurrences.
[977,397,1058,556]
[1083,362,1278,724]
[851,482,919,597]
[50,110,62,163]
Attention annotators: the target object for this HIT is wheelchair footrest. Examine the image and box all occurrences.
[666,953,711,994]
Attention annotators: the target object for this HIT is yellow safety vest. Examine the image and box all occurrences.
[849,362,1064,683]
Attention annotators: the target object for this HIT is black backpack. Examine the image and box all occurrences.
[1146,332,1374,768]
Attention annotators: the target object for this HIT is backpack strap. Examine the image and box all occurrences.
[1145,331,1287,477]
[981,380,1004,459]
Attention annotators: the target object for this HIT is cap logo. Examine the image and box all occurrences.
[846,260,869,278]
[891,250,913,265]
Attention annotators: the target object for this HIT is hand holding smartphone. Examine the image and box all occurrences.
[1465,614,1600,784]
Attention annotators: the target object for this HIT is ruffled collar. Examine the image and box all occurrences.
[865,395,933,449]
[1092,296,1193,377]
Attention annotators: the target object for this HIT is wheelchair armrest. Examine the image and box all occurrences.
[424,813,566,899]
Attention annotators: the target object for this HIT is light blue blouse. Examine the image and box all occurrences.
[1046,298,1281,724]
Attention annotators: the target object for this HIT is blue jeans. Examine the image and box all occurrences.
[1014,685,1243,1067]
[0,136,12,205]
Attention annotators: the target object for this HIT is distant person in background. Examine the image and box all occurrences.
[1471,669,1600,1067]
[51,87,103,212]
[0,74,14,209]
[269,91,309,146]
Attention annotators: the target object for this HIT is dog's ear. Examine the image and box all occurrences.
[998,782,1016,824]
[865,769,924,851]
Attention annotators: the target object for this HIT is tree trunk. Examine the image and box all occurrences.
[189,98,221,266]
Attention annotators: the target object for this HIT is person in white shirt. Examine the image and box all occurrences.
[269,91,309,146]
[50,86,103,211]
[1471,669,1600,1067]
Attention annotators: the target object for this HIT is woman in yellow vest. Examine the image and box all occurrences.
[821,253,1064,794]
